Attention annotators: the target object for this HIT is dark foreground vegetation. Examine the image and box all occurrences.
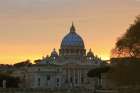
[0,73,19,88]
[88,15,140,93]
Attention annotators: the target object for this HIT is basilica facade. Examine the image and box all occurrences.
[16,24,102,89]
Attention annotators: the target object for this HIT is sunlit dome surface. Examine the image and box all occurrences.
[61,23,85,48]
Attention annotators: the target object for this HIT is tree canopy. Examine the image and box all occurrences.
[0,73,20,88]
[113,16,140,58]
[87,66,110,78]
[87,65,110,89]
[108,58,140,87]
[13,60,32,67]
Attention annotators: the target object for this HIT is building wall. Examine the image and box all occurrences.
[0,88,94,93]
[18,63,98,89]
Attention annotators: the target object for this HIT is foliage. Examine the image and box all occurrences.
[0,73,20,88]
[108,58,140,87]
[87,65,110,89]
[34,59,42,64]
[14,60,32,67]
[114,16,140,58]
[87,66,110,78]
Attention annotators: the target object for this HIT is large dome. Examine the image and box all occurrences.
[61,23,85,48]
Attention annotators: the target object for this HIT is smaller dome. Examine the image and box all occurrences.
[87,49,94,57]
[50,48,58,58]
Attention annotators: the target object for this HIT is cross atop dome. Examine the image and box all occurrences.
[70,22,76,33]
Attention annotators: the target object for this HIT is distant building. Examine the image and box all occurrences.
[13,23,103,89]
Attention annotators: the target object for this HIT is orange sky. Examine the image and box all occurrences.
[0,0,140,64]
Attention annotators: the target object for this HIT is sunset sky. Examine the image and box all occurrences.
[0,0,140,64]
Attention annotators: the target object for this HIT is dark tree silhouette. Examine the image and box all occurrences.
[106,58,140,93]
[14,60,32,67]
[0,73,20,88]
[34,59,42,64]
[87,66,110,89]
[108,58,140,93]
[113,15,140,58]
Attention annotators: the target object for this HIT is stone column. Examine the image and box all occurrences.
[3,80,6,88]
[73,69,76,86]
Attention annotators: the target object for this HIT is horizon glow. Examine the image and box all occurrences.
[0,0,140,64]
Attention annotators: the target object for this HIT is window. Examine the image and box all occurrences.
[89,57,92,60]
[70,77,73,83]
[56,78,59,82]
[38,78,40,86]
[81,77,84,83]
[75,78,78,84]
[57,83,59,87]
[38,78,40,82]
[65,79,68,83]
[47,75,50,80]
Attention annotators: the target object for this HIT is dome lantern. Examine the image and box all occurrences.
[70,22,76,33]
